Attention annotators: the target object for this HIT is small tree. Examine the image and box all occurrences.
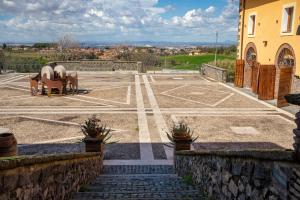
[2,43,7,49]
[57,34,79,52]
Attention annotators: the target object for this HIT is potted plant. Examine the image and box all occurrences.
[166,122,198,151]
[80,115,113,153]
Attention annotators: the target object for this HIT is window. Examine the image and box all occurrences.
[282,5,295,33]
[248,14,256,35]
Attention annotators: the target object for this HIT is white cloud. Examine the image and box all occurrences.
[0,0,239,42]
[205,6,215,13]
[88,9,104,17]
[3,0,15,7]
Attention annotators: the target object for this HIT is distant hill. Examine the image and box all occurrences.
[2,41,237,48]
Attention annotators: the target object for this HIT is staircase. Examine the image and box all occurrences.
[74,165,205,200]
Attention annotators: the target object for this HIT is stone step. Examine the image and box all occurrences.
[95,174,179,180]
[74,197,200,200]
[89,182,191,187]
[74,191,204,200]
[73,165,204,200]
[85,185,197,192]
[102,165,175,174]
[97,174,179,178]
[92,176,182,183]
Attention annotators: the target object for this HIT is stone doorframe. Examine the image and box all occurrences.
[274,43,296,99]
[243,42,257,88]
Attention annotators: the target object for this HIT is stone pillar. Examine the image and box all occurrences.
[137,62,146,73]
[293,111,300,160]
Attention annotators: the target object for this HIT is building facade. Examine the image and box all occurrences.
[236,0,300,107]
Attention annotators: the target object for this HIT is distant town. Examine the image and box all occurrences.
[0,37,237,75]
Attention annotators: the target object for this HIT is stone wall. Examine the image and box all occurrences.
[201,64,227,83]
[0,152,102,200]
[55,60,145,72]
[175,150,300,200]
[292,76,300,94]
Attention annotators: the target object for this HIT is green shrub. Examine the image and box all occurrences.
[3,54,48,73]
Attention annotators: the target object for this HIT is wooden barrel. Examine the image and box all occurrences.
[0,129,17,157]
[54,65,66,79]
[41,65,54,80]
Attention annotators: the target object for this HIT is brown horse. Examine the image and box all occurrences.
[67,73,78,94]
[42,74,63,97]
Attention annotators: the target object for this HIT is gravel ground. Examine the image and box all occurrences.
[171,114,295,150]
[152,83,268,108]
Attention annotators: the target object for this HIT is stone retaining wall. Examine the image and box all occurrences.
[175,150,300,200]
[55,60,145,72]
[0,152,102,200]
[201,64,227,82]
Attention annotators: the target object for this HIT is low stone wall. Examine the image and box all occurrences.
[55,60,145,72]
[201,64,227,82]
[175,150,300,200]
[292,76,300,94]
[0,152,102,200]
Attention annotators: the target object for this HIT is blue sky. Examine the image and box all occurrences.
[0,0,239,43]
[157,0,228,18]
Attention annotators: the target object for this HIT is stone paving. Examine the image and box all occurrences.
[74,165,206,200]
[0,72,296,165]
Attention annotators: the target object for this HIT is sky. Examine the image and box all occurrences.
[0,0,239,43]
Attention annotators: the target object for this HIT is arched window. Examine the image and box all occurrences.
[277,47,295,67]
[246,47,257,65]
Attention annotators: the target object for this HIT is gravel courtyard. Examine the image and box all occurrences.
[0,72,296,164]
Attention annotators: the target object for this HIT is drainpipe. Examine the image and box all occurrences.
[239,0,246,60]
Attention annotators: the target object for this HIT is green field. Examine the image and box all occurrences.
[160,54,236,70]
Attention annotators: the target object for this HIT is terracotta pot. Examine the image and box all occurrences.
[173,133,190,140]
[84,138,104,153]
[174,142,191,151]
[0,133,17,157]
[174,139,192,151]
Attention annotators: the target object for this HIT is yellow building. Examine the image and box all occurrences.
[236,0,300,107]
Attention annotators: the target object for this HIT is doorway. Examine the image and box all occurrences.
[275,44,295,107]
[244,43,258,92]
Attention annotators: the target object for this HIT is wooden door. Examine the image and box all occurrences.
[258,65,276,100]
[277,66,293,107]
[251,62,259,94]
[234,59,244,87]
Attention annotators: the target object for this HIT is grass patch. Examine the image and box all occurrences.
[182,174,194,185]
[160,54,236,70]
[79,185,91,192]
[0,155,27,161]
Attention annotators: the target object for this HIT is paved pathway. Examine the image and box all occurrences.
[142,75,173,160]
[135,75,154,161]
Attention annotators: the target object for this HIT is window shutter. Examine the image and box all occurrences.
[282,9,288,32]
[248,16,253,34]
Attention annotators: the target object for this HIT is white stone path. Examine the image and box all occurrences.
[142,75,173,160]
[134,74,154,161]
